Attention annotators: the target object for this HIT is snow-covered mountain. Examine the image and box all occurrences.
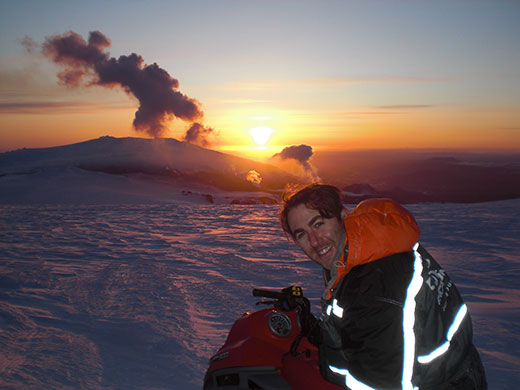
[0,136,297,204]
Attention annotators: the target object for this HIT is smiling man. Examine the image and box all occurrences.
[280,184,487,390]
[287,201,347,270]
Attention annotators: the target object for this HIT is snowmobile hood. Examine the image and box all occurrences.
[323,198,420,300]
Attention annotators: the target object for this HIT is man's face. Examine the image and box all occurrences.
[287,203,346,270]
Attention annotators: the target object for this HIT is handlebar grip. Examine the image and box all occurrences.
[252,288,284,299]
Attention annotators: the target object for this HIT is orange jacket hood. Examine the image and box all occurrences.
[324,198,420,300]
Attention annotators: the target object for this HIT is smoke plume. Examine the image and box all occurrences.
[182,122,215,147]
[41,30,203,137]
[246,170,262,186]
[272,144,320,182]
[20,35,38,53]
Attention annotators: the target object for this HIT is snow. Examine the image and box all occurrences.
[1,137,519,388]
[0,165,245,205]
[0,200,519,389]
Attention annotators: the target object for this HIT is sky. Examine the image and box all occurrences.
[0,0,519,160]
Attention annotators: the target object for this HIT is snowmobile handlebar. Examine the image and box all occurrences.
[252,288,285,300]
[252,286,308,312]
[252,286,304,300]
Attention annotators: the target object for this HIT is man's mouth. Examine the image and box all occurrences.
[318,246,332,256]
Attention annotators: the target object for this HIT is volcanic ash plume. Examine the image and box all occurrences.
[182,122,215,147]
[42,30,203,137]
[272,144,320,182]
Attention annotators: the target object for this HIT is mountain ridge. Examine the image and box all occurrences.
[0,136,297,192]
[1,136,518,205]
[0,136,299,204]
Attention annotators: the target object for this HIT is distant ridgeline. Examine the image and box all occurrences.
[1,137,518,204]
[316,153,520,204]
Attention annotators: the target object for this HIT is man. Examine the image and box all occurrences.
[280,184,486,390]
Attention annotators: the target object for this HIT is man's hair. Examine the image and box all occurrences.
[279,183,344,238]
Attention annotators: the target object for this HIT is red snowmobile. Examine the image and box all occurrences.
[204,286,342,390]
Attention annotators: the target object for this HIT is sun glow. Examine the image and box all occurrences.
[249,127,273,146]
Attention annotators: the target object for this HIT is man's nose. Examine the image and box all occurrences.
[308,231,319,247]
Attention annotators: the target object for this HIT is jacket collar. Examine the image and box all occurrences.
[322,198,420,301]
[322,219,349,300]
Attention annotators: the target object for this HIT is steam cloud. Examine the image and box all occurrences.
[272,144,313,170]
[272,144,320,182]
[246,170,262,186]
[20,35,38,53]
[41,30,203,137]
[182,122,215,147]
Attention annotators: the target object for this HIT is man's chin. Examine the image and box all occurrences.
[318,256,334,271]
[308,251,334,270]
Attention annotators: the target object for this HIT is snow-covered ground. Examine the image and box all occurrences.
[0,200,519,389]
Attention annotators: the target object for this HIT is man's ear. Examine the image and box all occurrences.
[341,208,348,219]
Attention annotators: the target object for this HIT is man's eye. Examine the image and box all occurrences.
[295,232,305,240]
[314,221,323,228]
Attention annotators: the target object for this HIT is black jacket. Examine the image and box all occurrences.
[318,245,487,389]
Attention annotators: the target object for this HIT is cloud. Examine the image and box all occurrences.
[20,35,38,54]
[246,170,262,186]
[271,144,320,182]
[41,30,204,137]
[498,127,520,131]
[0,101,133,114]
[0,101,81,114]
[214,76,452,91]
[182,122,215,147]
[375,105,434,109]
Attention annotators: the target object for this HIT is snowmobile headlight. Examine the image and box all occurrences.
[267,311,292,337]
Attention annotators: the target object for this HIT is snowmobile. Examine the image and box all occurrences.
[204,286,342,390]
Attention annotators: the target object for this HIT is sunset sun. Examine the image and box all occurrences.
[249,127,273,146]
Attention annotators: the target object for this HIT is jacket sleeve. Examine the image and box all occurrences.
[411,245,478,387]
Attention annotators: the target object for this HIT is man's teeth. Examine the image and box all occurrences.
[319,246,331,255]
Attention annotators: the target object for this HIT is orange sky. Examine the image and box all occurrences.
[1,1,519,159]
[1,80,517,160]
